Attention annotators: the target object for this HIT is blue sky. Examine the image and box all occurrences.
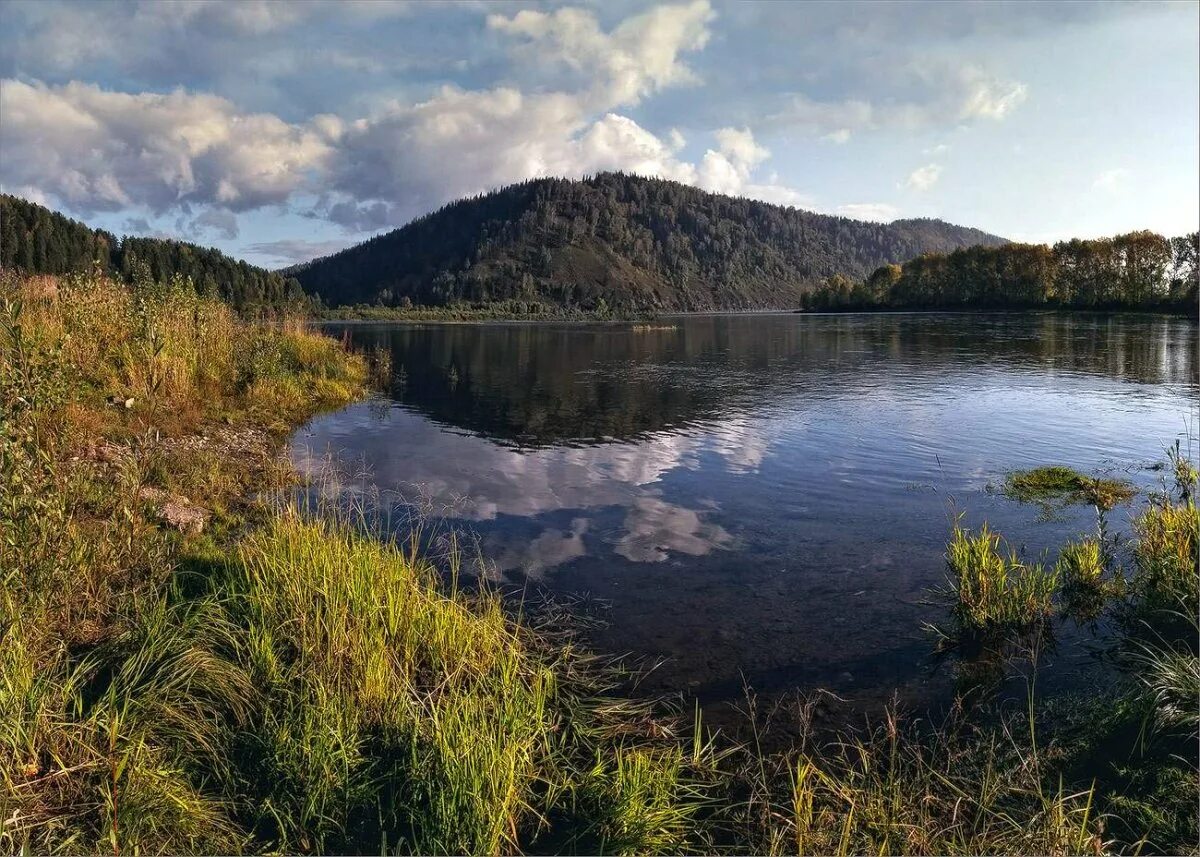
[1,0,1196,268]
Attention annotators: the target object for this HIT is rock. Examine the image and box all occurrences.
[161,500,209,535]
[138,486,209,534]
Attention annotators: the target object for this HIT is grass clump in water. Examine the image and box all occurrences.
[944,523,1058,633]
[1055,538,1124,621]
[1129,497,1199,618]
[1003,465,1136,511]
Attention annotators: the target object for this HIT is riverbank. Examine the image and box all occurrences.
[2,272,1196,854]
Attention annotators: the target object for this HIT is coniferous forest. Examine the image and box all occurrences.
[288,173,1007,311]
[0,194,306,312]
[3,182,1195,317]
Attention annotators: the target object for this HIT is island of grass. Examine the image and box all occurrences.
[1003,465,1137,510]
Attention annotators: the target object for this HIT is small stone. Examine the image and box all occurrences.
[138,486,209,534]
[160,500,209,535]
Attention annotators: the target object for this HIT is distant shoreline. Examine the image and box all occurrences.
[314,305,1198,325]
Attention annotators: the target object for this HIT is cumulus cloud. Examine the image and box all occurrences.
[487,1,714,108]
[0,79,335,215]
[903,163,942,191]
[1,2,810,234]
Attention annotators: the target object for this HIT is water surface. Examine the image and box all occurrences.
[292,313,1198,717]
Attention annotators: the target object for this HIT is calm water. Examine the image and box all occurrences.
[292,313,1198,717]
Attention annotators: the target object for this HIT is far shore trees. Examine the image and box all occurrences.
[803,231,1199,313]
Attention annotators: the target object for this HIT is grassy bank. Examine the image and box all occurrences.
[2,271,1197,854]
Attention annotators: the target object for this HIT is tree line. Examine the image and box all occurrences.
[292,172,1007,311]
[802,231,1198,313]
[0,194,306,312]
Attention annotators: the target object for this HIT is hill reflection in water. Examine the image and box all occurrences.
[292,312,1198,714]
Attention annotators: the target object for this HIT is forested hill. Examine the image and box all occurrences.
[291,173,1006,311]
[0,194,305,311]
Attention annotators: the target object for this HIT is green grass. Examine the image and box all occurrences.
[226,513,560,853]
[944,523,1058,633]
[3,269,1198,854]
[1003,465,1136,511]
[738,708,1102,856]
[1129,498,1199,619]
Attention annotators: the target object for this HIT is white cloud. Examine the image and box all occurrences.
[243,238,355,266]
[487,1,714,108]
[777,62,1026,137]
[1092,167,1131,192]
[903,163,942,191]
[1,3,811,233]
[837,203,900,223]
[0,79,335,215]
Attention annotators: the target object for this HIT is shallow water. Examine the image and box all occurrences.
[292,312,1198,718]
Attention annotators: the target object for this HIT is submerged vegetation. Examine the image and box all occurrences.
[1002,465,1137,511]
[2,268,1197,854]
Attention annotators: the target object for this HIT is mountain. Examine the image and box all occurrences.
[291,173,1006,311]
[0,194,305,311]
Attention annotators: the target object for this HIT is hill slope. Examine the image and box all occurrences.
[0,194,305,311]
[292,173,1006,311]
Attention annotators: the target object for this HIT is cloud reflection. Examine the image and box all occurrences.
[291,404,765,573]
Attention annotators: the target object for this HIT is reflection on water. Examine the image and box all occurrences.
[292,312,1198,714]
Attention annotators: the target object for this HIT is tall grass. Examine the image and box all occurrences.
[228,512,559,853]
[3,269,1197,854]
[1130,497,1199,618]
[944,523,1058,633]
[739,705,1101,856]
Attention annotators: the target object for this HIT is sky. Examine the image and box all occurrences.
[0,0,1197,269]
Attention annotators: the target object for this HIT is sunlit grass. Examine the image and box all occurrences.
[1003,465,1136,511]
[1130,498,1199,618]
[3,269,1198,854]
[944,523,1058,633]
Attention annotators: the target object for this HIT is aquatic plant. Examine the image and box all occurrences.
[1128,497,1199,620]
[1055,538,1124,620]
[945,523,1058,632]
[1003,465,1136,511]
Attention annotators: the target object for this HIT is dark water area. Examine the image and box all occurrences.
[292,312,1198,723]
